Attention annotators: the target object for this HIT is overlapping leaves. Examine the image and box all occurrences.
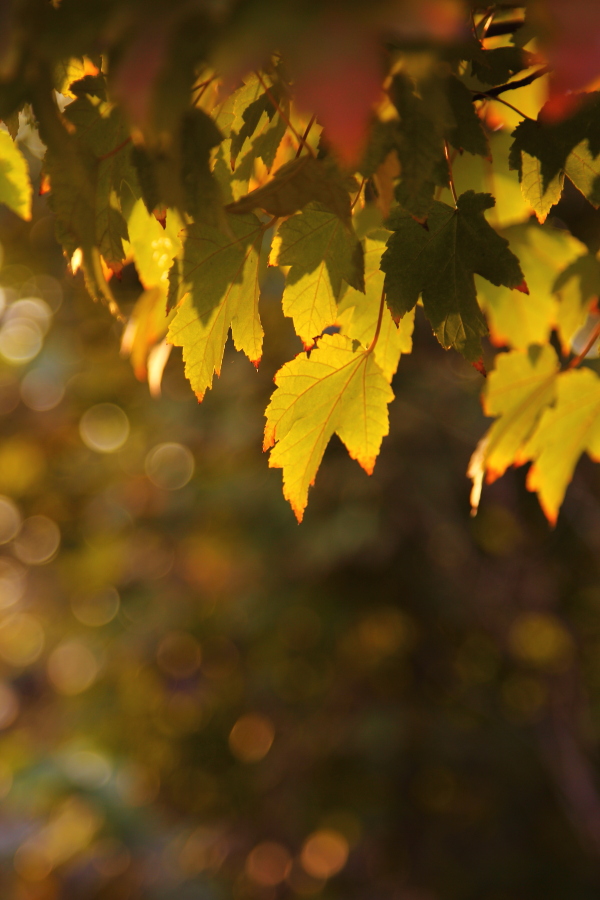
[23,24,600,525]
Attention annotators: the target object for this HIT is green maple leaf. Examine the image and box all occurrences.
[470,46,535,86]
[389,73,448,221]
[167,213,265,399]
[226,156,356,225]
[264,333,393,522]
[45,75,134,281]
[468,345,559,512]
[389,73,487,221]
[180,108,224,223]
[381,191,525,360]
[337,230,413,382]
[446,75,489,158]
[271,203,364,348]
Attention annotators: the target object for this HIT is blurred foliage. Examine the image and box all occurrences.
[0,132,599,900]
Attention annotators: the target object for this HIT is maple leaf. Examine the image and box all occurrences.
[0,130,31,220]
[180,108,224,223]
[523,367,600,524]
[381,191,525,361]
[509,98,600,220]
[229,74,288,171]
[271,203,364,348]
[226,156,357,225]
[41,75,139,292]
[476,222,585,350]
[126,198,183,292]
[468,345,559,512]
[388,73,488,221]
[388,73,449,221]
[445,75,489,158]
[469,46,537,87]
[167,213,265,399]
[337,230,413,382]
[264,333,393,522]
[130,108,222,225]
[437,129,530,229]
[553,253,600,352]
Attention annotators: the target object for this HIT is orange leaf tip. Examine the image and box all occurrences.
[515,279,529,295]
[471,358,487,377]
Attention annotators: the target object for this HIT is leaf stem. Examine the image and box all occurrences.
[480,93,534,120]
[351,176,366,211]
[444,140,458,207]
[367,286,386,354]
[568,320,600,369]
[98,136,131,162]
[295,114,316,158]
[254,71,316,157]
[472,66,551,103]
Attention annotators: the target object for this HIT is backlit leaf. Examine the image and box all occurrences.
[226,156,356,224]
[264,333,393,521]
[523,367,600,523]
[167,213,265,399]
[476,223,585,350]
[468,345,559,511]
[382,191,525,360]
[271,203,364,348]
[337,230,413,381]
[0,130,31,220]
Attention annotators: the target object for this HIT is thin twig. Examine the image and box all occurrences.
[472,66,551,102]
[255,71,316,157]
[444,140,458,206]
[295,114,316,159]
[568,318,600,369]
[192,76,217,107]
[367,286,387,353]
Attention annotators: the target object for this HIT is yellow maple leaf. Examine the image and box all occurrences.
[523,367,600,524]
[468,346,559,512]
[264,333,393,521]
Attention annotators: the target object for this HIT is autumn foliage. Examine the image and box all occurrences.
[2,0,600,521]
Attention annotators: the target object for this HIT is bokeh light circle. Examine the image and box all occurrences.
[156,631,201,678]
[0,495,21,544]
[0,557,26,609]
[0,318,42,364]
[80,403,130,453]
[71,586,120,627]
[20,369,64,411]
[5,298,52,334]
[13,515,60,565]
[0,613,44,667]
[47,640,99,695]
[245,842,292,886]
[145,442,195,490]
[300,829,349,879]
[0,682,19,729]
[228,713,275,763]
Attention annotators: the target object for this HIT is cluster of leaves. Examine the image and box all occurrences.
[3,0,600,522]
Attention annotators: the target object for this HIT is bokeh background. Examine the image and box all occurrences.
[0,127,600,900]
